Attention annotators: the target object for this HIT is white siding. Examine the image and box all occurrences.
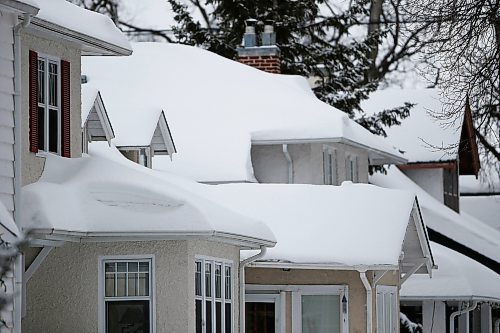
[0,10,17,333]
[0,11,16,219]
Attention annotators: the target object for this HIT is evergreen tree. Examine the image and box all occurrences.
[168,0,412,136]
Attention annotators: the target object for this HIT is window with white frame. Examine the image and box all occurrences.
[195,258,233,333]
[323,147,337,185]
[245,293,281,333]
[101,258,153,333]
[376,286,398,333]
[37,56,60,153]
[292,285,349,333]
[345,155,359,183]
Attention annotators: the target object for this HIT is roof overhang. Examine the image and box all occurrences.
[26,228,276,250]
[24,16,131,56]
[0,0,38,15]
[252,137,407,165]
[398,160,457,170]
[401,295,500,303]
[248,261,399,271]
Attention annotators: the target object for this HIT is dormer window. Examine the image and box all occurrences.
[29,50,71,157]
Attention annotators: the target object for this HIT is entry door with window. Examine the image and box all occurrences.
[245,294,281,333]
[292,286,348,333]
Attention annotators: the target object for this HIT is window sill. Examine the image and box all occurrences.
[35,151,60,158]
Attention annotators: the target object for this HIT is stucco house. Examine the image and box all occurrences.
[203,182,434,333]
[20,142,276,332]
[80,39,440,333]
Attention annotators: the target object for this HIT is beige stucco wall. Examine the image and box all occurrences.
[20,32,82,186]
[246,268,399,333]
[23,240,240,333]
[251,142,369,185]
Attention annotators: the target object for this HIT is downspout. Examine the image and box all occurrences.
[359,271,372,333]
[282,144,293,184]
[239,246,267,333]
[494,318,500,333]
[13,13,33,333]
[449,301,478,333]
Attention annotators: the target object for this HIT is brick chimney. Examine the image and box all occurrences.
[237,19,281,74]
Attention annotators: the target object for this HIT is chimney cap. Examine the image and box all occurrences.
[245,18,258,27]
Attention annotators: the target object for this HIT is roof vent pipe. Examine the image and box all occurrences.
[243,19,257,47]
[261,20,276,46]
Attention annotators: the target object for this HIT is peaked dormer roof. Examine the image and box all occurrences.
[81,84,114,143]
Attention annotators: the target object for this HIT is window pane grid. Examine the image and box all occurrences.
[196,258,232,333]
[37,56,60,153]
[104,260,150,298]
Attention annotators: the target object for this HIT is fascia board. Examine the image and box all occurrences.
[27,17,131,56]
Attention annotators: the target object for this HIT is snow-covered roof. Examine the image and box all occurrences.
[198,181,432,270]
[362,88,461,163]
[460,196,500,231]
[401,242,500,302]
[81,84,114,143]
[0,201,19,243]
[82,42,406,183]
[24,0,131,56]
[0,0,39,14]
[20,143,275,249]
[370,167,500,265]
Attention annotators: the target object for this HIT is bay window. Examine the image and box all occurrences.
[195,257,233,333]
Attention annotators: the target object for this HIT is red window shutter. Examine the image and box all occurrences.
[60,60,71,158]
[28,50,38,153]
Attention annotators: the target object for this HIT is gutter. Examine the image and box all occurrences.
[239,246,267,333]
[13,13,33,333]
[449,301,478,333]
[359,271,372,333]
[282,144,293,183]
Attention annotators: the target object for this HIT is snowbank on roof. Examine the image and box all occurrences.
[460,196,500,231]
[20,143,275,247]
[82,42,403,182]
[198,181,415,266]
[362,88,460,163]
[402,242,500,301]
[370,167,500,264]
[32,0,131,52]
